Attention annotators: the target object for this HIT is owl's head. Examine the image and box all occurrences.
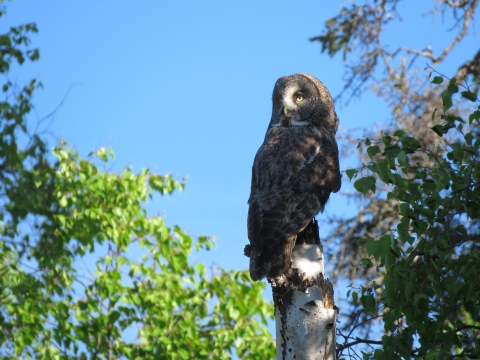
[269,73,338,132]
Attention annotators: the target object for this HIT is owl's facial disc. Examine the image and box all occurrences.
[281,85,303,123]
[269,74,322,128]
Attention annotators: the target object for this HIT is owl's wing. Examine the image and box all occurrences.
[247,134,306,252]
[247,132,325,278]
[324,135,341,194]
[249,185,322,279]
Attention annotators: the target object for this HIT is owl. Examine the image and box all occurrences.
[246,73,341,281]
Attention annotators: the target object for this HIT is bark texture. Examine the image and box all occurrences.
[271,220,337,360]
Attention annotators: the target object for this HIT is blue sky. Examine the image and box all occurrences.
[3,1,477,306]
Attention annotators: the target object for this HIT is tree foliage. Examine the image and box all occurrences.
[0,7,275,359]
[348,76,479,359]
[311,0,480,358]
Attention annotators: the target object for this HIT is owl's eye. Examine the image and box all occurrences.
[295,94,304,102]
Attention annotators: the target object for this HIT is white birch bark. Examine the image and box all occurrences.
[273,244,337,360]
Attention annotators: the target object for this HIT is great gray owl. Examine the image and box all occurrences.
[246,73,341,281]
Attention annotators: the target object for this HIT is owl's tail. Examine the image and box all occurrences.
[263,236,296,279]
[245,244,270,281]
[245,236,296,281]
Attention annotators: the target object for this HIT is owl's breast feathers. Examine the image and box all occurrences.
[247,125,341,280]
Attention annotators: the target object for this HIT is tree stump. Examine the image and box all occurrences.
[270,219,337,360]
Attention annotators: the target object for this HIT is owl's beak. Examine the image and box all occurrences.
[280,105,291,126]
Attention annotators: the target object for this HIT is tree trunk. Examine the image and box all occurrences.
[270,220,337,360]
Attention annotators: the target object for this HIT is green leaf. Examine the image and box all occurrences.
[447,77,459,93]
[431,124,444,136]
[431,76,443,84]
[405,281,414,301]
[461,90,477,102]
[96,147,107,162]
[360,294,376,313]
[414,294,427,305]
[354,176,376,195]
[107,146,115,159]
[441,90,453,110]
[367,145,381,159]
[397,150,407,166]
[346,168,357,180]
[469,110,480,124]
[109,310,121,323]
[59,195,68,207]
[361,257,373,268]
[366,236,390,260]
[352,291,358,304]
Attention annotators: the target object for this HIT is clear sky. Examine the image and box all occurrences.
[2,0,476,305]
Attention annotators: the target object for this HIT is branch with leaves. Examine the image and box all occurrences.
[341,72,480,359]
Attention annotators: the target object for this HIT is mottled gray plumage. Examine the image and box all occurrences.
[246,73,341,281]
